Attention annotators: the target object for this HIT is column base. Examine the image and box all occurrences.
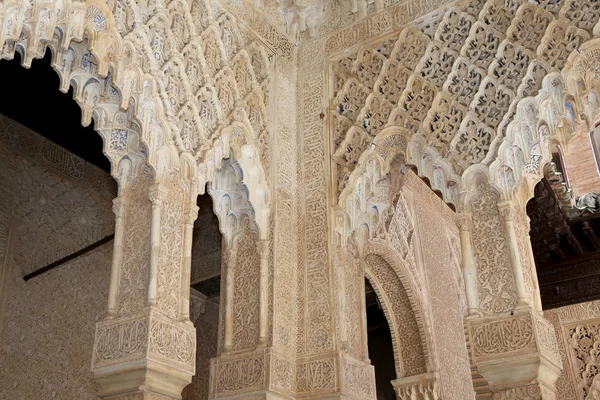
[491,383,555,400]
[466,309,562,400]
[210,349,375,400]
[92,309,196,400]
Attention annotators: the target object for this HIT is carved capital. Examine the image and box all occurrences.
[392,372,440,400]
[112,197,128,218]
[257,239,270,259]
[454,212,473,232]
[498,202,517,223]
[148,184,167,206]
[185,204,199,225]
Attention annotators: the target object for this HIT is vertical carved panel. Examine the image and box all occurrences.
[232,219,260,351]
[118,170,153,315]
[157,177,186,319]
[470,188,517,314]
[411,178,474,400]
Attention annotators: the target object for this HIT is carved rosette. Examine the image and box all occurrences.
[92,310,196,398]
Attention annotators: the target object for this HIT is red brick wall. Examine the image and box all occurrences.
[562,127,600,197]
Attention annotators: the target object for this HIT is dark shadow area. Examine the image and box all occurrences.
[366,278,396,400]
[0,51,109,172]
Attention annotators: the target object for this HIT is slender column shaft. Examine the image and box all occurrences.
[258,239,270,344]
[107,197,127,316]
[147,185,166,306]
[223,241,235,352]
[180,204,199,320]
[456,213,480,315]
[499,202,528,307]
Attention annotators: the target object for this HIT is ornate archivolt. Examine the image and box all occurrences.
[0,0,274,201]
[329,0,600,210]
[333,161,437,382]
[363,250,430,378]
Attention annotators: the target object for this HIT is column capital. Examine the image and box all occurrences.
[185,204,199,225]
[148,184,168,205]
[257,239,270,259]
[454,212,473,232]
[112,197,128,218]
[392,372,440,400]
[498,201,517,222]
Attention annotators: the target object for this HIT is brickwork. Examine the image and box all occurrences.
[562,128,600,197]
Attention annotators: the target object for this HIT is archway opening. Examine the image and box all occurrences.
[0,51,117,398]
[182,190,223,400]
[365,277,396,400]
[183,156,263,399]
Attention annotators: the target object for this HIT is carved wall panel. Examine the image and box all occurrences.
[407,174,474,400]
[545,300,600,400]
[469,184,517,315]
[0,115,115,399]
[230,218,261,352]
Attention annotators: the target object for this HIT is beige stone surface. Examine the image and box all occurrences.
[1,0,600,398]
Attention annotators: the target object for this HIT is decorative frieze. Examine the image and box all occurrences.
[92,316,149,368]
[211,351,267,397]
[323,0,454,55]
[469,313,537,363]
[92,311,196,373]
[341,354,376,400]
[295,357,337,394]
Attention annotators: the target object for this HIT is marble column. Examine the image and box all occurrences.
[92,169,197,400]
[463,186,561,399]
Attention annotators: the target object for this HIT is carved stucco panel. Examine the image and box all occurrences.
[231,219,261,352]
[470,188,517,315]
[470,314,537,363]
[411,182,474,400]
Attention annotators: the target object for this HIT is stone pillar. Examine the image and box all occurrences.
[498,201,529,308]
[91,169,197,400]
[208,218,282,400]
[464,186,562,399]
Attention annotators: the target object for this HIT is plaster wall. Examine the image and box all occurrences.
[0,113,115,400]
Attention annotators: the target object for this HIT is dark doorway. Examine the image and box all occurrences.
[365,278,397,400]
